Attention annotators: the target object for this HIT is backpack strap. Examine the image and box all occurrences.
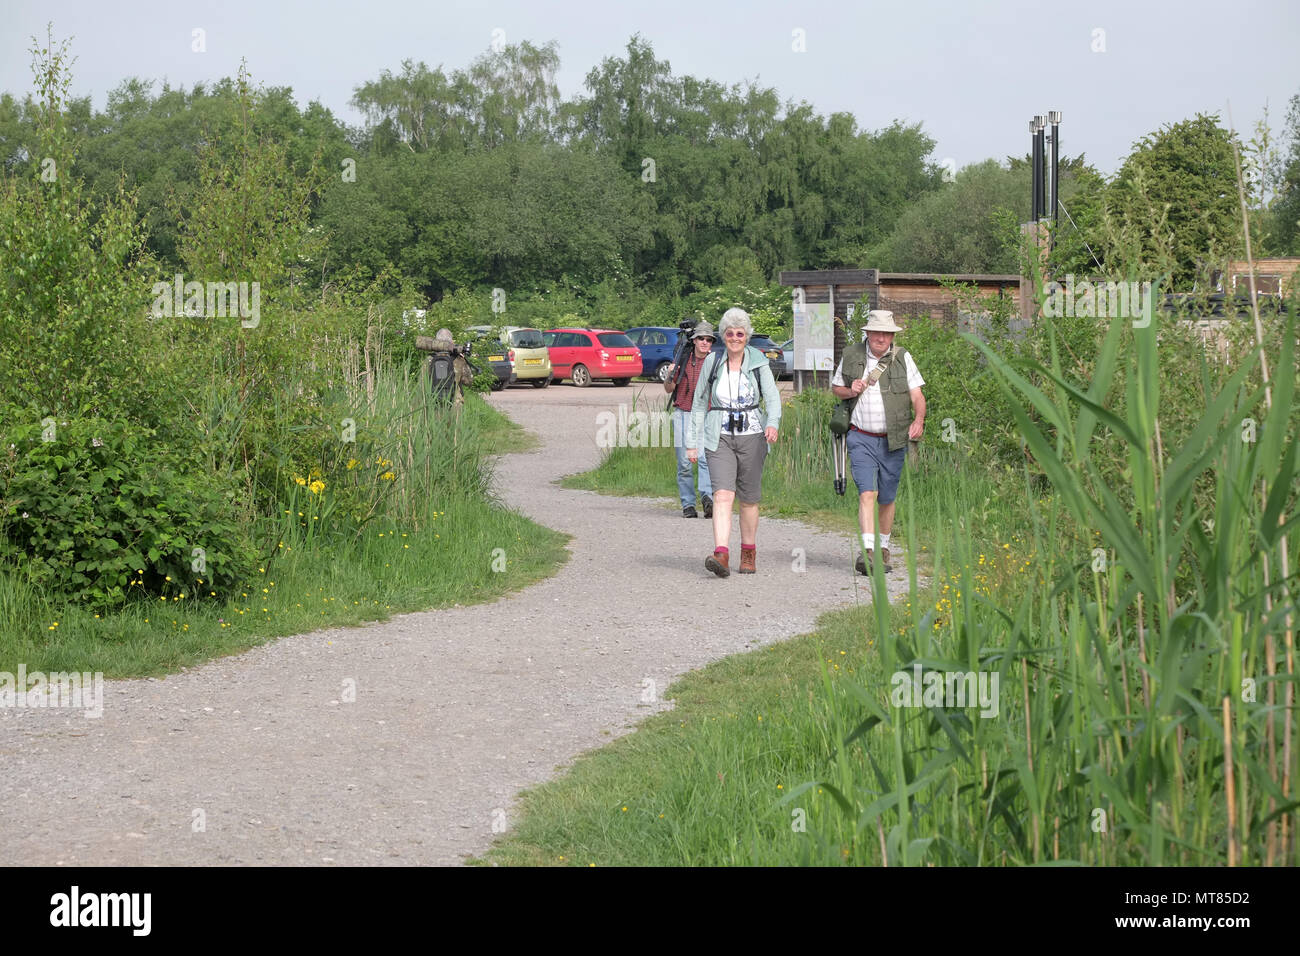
[864,345,896,387]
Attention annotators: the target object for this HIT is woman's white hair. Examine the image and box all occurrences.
[718,307,752,340]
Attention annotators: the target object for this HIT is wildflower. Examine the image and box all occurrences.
[309,480,325,495]
[347,459,359,470]
[294,475,307,486]
[381,471,395,481]
[92,437,103,448]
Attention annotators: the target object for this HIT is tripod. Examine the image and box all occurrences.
[832,432,848,496]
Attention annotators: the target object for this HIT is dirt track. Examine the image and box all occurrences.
[0,381,915,865]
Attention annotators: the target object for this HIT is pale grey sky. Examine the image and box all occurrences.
[3,0,1297,175]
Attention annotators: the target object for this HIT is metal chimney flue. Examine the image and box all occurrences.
[1048,111,1061,228]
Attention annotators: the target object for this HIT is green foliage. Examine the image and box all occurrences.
[0,410,256,607]
[867,159,1027,273]
[351,42,561,153]
[0,35,159,424]
[1108,114,1243,287]
[683,281,790,337]
[1264,92,1300,254]
[318,143,652,294]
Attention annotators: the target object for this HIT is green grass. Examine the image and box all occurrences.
[477,604,898,866]
[0,389,568,677]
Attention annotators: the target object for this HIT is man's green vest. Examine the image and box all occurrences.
[839,343,914,452]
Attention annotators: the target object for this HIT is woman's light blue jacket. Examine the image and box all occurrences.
[686,346,782,453]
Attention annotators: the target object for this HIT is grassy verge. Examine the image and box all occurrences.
[478,603,897,866]
[0,393,568,677]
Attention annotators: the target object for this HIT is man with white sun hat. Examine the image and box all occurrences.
[830,309,926,574]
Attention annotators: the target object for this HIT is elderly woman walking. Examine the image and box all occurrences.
[686,308,781,576]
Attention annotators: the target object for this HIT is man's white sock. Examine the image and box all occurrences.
[861,533,873,550]
[879,532,891,550]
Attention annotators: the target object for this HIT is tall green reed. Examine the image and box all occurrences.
[794,307,1296,865]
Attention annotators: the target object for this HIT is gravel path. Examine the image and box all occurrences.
[0,382,918,865]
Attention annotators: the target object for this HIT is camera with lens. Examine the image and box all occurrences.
[666,318,700,385]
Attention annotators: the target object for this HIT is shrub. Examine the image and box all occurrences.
[0,410,258,607]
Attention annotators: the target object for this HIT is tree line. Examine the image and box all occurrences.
[1,34,1298,306]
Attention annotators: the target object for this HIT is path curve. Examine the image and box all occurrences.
[0,382,916,865]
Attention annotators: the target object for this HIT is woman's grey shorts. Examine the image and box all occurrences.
[706,433,768,502]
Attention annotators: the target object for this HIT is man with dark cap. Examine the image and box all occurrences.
[665,321,716,518]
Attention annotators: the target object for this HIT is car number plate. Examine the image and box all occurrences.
[523,358,541,365]
[488,355,505,362]
[615,355,634,361]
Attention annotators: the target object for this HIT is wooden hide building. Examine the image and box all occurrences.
[778,268,1020,389]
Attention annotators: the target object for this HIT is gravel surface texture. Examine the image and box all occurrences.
[0,381,919,865]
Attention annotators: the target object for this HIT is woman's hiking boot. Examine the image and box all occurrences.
[705,549,730,577]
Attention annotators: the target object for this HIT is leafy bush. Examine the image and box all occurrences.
[0,411,258,607]
[683,281,790,337]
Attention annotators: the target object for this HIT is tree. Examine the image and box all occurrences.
[0,32,156,424]
[1265,92,1300,255]
[350,42,562,153]
[866,159,1027,273]
[1107,114,1243,287]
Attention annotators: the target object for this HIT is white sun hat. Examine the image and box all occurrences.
[861,310,902,333]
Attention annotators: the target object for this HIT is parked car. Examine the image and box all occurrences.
[465,325,513,390]
[625,326,687,383]
[543,328,643,386]
[499,326,553,387]
[710,334,785,378]
[780,338,794,379]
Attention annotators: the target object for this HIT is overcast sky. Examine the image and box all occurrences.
[3,0,1297,175]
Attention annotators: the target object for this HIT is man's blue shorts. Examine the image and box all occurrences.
[847,430,906,505]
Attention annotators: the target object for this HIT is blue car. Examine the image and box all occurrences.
[625,326,690,383]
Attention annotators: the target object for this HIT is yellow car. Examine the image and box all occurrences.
[500,326,553,387]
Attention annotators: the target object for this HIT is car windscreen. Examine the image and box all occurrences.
[510,329,545,349]
[597,333,634,347]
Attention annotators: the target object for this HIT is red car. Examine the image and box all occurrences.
[543,328,643,386]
